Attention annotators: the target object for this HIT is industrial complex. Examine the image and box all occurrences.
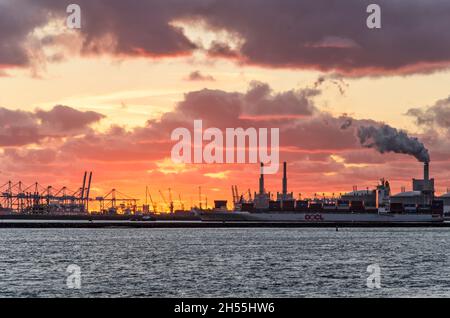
[201,161,449,223]
[1,161,449,221]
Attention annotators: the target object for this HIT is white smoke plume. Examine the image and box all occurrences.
[357,124,430,162]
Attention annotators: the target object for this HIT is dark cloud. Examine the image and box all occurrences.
[406,96,450,130]
[207,41,240,59]
[0,108,41,146]
[242,82,318,117]
[0,0,198,68]
[162,82,318,129]
[0,105,104,146]
[2,0,450,75]
[2,148,57,164]
[67,0,198,57]
[35,105,105,133]
[0,0,49,67]
[141,82,319,134]
[195,0,450,75]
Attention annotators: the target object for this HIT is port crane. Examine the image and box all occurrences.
[178,194,185,211]
[0,172,92,214]
[232,185,245,203]
[168,188,174,213]
[159,189,171,213]
[149,193,157,213]
[231,185,236,204]
[145,186,157,213]
[94,188,139,214]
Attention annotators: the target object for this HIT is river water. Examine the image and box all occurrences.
[0,228,449,297]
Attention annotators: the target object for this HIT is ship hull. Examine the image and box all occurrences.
[199,211,443,223]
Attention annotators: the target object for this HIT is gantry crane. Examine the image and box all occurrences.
[94,188,139,215]
[145,186,157,213]
[159,189,169,212]
[0,172,92,214]
[178,194,185,211]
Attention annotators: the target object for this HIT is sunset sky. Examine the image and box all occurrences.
[1,0,450,210]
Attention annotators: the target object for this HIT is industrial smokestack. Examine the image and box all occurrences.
[424,162,430,181]
[259,162,264,194]
[282,161,287,196]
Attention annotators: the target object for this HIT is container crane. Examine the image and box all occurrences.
[168,188,174,213]
[178,194,185,211]
[159,190,169,212]
[94,188,138,215]
[145,187,157,213]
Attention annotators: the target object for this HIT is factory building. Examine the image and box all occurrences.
[390,191,423,205]
[341,162,439,211]
[340,179,390,209]
[341,189,376,207]
[390,162,435,206]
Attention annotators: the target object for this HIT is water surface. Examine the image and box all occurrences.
[0,228,449,297]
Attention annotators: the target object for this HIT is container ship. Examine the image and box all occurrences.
[198,162,447,223]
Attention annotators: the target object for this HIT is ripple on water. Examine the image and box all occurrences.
[0,228,449,297]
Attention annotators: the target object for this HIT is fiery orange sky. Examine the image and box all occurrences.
[1,0,450,211]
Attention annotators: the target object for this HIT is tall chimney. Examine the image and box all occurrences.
[424,162,429,181]
[282,161,287,196]
[259,162,264,194]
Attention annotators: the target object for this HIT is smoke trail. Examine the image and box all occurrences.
[357,124,430,162]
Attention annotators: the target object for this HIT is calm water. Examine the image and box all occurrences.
[0,228,449,297]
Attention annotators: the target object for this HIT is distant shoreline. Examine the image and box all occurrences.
[0,220,449,228]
